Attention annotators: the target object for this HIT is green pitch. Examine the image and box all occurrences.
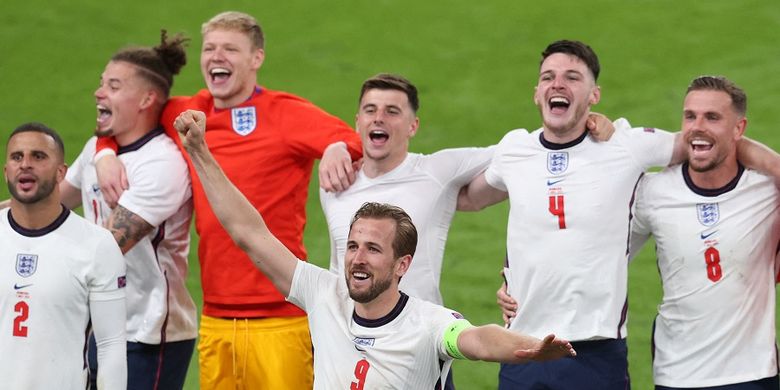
[2,1,779,388]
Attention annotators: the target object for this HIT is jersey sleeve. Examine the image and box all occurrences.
[424,146,495,187]
[88,230,127,301]
[628,173,653,261]
[65,148,86,189]
[485,130,529,191]
[116,146,191,227]
[429,305,470,361]
[277,96,362,161]
[612,118,676,170]
[287,260,339,311]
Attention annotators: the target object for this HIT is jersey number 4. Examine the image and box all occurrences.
[351,359,370,390]
[13,301,29,337]
[548,195,566,229]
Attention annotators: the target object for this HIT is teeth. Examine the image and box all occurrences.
[353,272,369,280]
[96,104,111,115]
[550,97,569,105]
[210,67,230,76]
[691,139,711,146]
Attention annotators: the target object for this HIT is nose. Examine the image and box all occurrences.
[94,84,106,99]
[551,75,565,89]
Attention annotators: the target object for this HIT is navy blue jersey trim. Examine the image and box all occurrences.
[353,291,409,328]
[8,204,70,237]
[681,162,744,197]
[539,128,588,150]
[117,127,165,155]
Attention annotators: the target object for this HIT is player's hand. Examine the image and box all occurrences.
[96,154,128,209]
[514,334,576,362]
[497,279,517,326]
[586,112,615,142]
[174,110,208,153]
[320,141,357,192]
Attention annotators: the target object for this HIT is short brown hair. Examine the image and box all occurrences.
[349,202,418,259]
[687,75,747,116]
[112,29,188,98]
[202,11,264,50]
[359,73,419,112]
[541,40,600,81]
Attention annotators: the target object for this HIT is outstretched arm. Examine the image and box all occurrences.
[175,110,298,296]
[457,324,575,363]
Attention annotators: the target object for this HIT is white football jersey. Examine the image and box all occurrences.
[320,148,493,304]
[66,130,197,343]
[288,261,464,389]
[485,119,675,340]
[631,164,780,387]
[0,207,126,389]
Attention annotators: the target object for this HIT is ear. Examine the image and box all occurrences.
[533,86,540,106]
[55,163,68,184]
[251,48,265,72]
[139,89,159,111]
[589,85,601,105]
[395,254,412,278]
[734,116,747,140]
[408,117,420,138]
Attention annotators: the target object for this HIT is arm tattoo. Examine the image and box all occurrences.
[107,205,155,254]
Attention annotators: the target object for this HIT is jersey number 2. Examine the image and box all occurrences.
[350,359,370,390]
[13,301,29,337]
[548,195,566,229]
[704,247,722,282]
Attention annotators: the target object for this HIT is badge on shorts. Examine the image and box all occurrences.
[696,203,719,226]
[547,152,568,175]
[231,107,257,136]
[16,254,38,278]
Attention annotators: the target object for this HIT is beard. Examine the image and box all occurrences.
[7,174,57,205]
[348,270,394,304]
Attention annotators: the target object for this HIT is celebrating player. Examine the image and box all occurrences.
[0,123,127,389]
[174,108,576,388]
[59,31,197,389]
[630,76,780,389]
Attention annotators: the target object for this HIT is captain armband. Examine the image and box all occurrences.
[443,319,474,360]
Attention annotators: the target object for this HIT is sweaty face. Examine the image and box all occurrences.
[534,53,600,140]
[682,90,744,173]
[355,89,418,167]
[94,61,150,140]
[200,28,264,109]
[4,132,64,205]
[344,218,401,304]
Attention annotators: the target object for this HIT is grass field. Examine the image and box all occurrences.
[2,1,779,388]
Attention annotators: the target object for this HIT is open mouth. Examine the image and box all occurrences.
[352,271,370,281]
[209,67,232,84]
[690,139,713,153]
[17,175,36,191]
[96,104,112,127]
[368,130,389,144]
[548,97,570,114]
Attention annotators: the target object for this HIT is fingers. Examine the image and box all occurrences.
[496,282,517,323]
[319,142,356,192]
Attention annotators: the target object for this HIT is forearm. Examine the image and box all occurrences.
[737,137,780,180]
[459,324,540,363]
[456,173,508,211]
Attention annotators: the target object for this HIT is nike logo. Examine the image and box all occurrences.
[700,230,717,240]
[547,179,564,186]
[354,344,366,352]
[13,283,33,290]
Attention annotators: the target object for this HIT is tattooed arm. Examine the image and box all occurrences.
[106,204,154,254]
